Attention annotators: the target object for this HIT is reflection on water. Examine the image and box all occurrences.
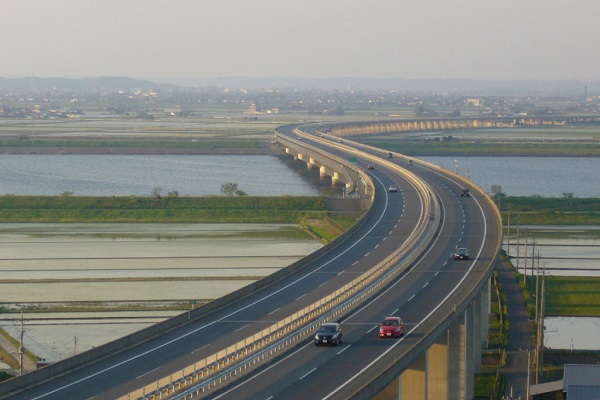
[503,226,600,350]
[544,317,600,350]
[421,156,600,197]
[504,226,600,277]
[0,154,322,196]
[0,223,323,362]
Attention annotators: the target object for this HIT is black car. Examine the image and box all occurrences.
[454,247,470,260]
[367,165,374,170]
[314,323,343,346]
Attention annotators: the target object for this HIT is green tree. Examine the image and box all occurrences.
[221,182,239,196]
[151,187,162,198]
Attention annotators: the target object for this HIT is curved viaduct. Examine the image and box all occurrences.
[0,120,502,400]
[324,114,598,138]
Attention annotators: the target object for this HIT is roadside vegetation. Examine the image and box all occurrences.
[495,196,600,226]
[526,276,600,317]
[0,195,329,224]
[475,270,509,398]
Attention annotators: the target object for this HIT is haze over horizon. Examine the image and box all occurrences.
[2,1,599,83]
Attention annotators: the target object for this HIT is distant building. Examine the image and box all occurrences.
[531,364,600,399]
[246,102,259,114]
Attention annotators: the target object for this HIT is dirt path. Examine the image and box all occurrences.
[496,258,534,399]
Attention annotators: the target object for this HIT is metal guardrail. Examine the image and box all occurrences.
[116,130,439,400]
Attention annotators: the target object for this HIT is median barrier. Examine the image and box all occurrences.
[114,136,440,400]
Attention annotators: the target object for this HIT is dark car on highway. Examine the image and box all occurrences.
[314,323,343,346]
[454,247,470,260]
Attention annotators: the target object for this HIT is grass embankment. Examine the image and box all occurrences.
[497,196,600,225]
[0,195,329,224]
[363,141,600,157]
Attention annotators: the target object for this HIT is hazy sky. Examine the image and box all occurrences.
[2,0,599,81]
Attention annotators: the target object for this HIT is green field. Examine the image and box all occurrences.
[526,276,600,317]
[0,195,329,223]
[497,196,600,226]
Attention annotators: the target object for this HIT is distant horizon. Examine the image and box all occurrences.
[1,75,597,95]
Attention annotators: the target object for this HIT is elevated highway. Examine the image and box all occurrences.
[0,121,502,400]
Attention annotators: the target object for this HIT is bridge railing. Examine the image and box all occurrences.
[115,133,440,400]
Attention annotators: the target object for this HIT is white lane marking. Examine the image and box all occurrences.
[337,344,350,354]
[422,282,429,288]
[299,368,317,380]
[267,307,281,315]
[191,344,210,354]
[323,176,491,400]
[295,294,307,301]
[137,367,160,380]
[235,324,250,333]
[31,176,397,400]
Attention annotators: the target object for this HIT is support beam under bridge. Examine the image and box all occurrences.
[373,282,490,400]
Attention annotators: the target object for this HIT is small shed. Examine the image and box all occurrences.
[563,364,600,399]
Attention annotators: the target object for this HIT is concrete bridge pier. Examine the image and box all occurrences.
[374,292,490,400]
[319,165,327,178]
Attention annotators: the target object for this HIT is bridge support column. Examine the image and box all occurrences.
[319,165,327,177]
[448,305,475,399]
[399,353,426,400]
[427,333,449,399]
[482,278,491,349]
[473,294,482,374]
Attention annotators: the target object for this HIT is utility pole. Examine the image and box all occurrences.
[516,214,520,275]
[74,336,78,356]
[526,349,531,400]
[506,204,511,259]
[535,258,546,385]
[524,227,529,280]
[19,311,25,376]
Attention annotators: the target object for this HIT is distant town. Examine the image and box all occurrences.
[1,76,599,121]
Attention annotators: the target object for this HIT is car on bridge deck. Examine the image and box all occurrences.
[454,247,470,260]
[388,184,399,192]
[314,323,343,346]
[379,316,404,338]
[368,164,374,170]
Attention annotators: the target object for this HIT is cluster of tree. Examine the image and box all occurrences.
[220,182,247,196]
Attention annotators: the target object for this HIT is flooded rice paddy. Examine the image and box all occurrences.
[0,223,323,362]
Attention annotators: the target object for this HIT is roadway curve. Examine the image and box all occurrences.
[215,124,502,399]
[0,123,501,400]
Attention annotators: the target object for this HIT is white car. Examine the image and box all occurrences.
[388,185,398,192]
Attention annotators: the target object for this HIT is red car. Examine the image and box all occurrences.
[379,316,404,338]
